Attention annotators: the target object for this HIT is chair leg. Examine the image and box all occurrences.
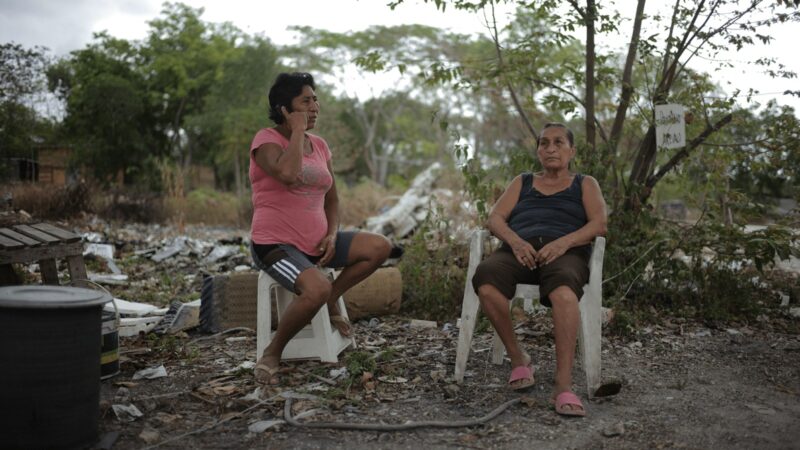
[490,329,505,365]
[313,304,338,363]
[454,288,480,383]
[256,272,273,360]
[578,287,602,398]
[337,296,357,350]
[522,298,534,313]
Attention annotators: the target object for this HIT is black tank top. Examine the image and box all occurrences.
[507,172,587,241]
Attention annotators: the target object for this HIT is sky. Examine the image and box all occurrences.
[1,0,798,112]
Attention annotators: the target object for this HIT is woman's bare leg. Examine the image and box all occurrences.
[549,285,582,412]
[326,232,391,335]
[477,284,530,371]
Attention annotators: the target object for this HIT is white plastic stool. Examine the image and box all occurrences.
[256,268,355,363]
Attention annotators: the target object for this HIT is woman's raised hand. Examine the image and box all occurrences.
[282,106,307,132]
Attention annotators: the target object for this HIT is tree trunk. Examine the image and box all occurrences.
[584,0,596,151]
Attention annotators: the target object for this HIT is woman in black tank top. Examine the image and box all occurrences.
[471,122,608,416]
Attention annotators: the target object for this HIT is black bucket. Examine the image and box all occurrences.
[0,285,111,449]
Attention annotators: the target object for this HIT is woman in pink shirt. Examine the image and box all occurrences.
[250,72,391,385]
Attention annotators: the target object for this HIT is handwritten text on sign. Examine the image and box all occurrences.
[655,104,686,149]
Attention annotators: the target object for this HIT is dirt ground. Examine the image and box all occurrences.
[98,309,800,450]
[7,215,794,450]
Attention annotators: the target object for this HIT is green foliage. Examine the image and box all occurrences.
[399,205,469,320]
[0,43,56,159]
[182,188,248,226]
[0,42,49,102]
[603,209,799,323]
[605,309,635,338]
[343,350,377,385]
[377,347,399,362]
[144,333,199,362]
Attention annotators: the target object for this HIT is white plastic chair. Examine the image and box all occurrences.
[454,230,606,397]
[256,268,355,363]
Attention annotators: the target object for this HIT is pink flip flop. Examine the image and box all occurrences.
[554,391,586,417]
[508,365,535,391]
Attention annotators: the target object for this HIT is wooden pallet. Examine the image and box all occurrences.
[0,223,87,287]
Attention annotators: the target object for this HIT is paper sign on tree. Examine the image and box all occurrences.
[655,104,686,149]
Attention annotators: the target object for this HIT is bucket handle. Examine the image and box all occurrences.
[71,279,120,327]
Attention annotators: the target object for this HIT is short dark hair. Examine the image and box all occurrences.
[539,122,575,147]
[268,72,316,125]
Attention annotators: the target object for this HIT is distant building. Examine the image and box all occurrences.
[0,146,72,186]
[37,147,71,186]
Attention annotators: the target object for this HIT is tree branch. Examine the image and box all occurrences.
[609,0,646,147]
[488,1,538,141]
[567,0,586,20]
[645,112,733,188]
[673,1,761,83]
[528,77,608,144]
[658,0,706,96]
[660,0,681,82]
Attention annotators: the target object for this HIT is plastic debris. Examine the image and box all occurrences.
[112,403,143,422]
[248,419,285,433]
[154,299,201,334]
[133,365,168,380]
[84,243,115,260]
[409,319,437,329]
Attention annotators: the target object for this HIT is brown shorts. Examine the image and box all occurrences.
[471,236,590,307]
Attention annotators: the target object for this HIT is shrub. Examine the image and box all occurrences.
[398,205,469,321]
[605,210,799,324]
[95,188,168,223]
[6,181,93,219]
[181,188,249,227]
[336,178,395,228]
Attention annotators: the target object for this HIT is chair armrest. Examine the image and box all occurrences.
[589,236,606,287]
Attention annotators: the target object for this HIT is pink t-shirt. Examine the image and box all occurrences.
[249,128,333,256]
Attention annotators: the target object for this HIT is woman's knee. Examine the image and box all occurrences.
[298,274,332,305]
[357,233,392,263]
[472,262,501,297]
[549,286,578,306]
[476,283,506,304]
[372,234,392,261]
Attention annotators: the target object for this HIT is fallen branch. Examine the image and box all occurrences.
[189,327,255,345]
[142,392,284,449]
[284,396,521,431]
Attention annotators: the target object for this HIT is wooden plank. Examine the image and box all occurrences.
[0,241,84,265]
[66,254,89,287]
[13,224,61,245]
[39,258,59,285]
[0,228,40,247]
[0,233,24,250]
[31,223,81,243]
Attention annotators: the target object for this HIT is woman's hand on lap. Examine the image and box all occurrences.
[536,239,569,266]
[511,240,537,270]
[317,234,337,266]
